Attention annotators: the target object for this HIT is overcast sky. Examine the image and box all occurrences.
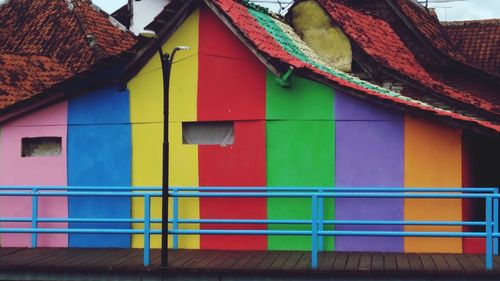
[93,0,500,22]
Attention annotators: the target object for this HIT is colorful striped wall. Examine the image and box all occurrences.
[0,5,470,254]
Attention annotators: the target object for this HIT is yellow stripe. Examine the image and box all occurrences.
[129,9,200,249]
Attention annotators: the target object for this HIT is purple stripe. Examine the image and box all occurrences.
[335,91,404,252]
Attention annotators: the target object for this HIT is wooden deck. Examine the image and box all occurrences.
[1,248,500,278]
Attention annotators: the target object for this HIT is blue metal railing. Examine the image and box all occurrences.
[0,186,498,270]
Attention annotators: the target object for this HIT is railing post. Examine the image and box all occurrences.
[486,196,493,270]
[173,188,178,250]
[311,194,318,269]
[318,189,324,252]
[494,188,498,256]
[144,195,151,267]
[31,187,38,248]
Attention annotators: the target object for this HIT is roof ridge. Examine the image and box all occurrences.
[237,0,284,20]
[69,0,107,60]
[442,19,500,26]
[405,0,429,13]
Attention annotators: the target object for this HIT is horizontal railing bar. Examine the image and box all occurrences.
[2,228,499,238]
[169,229,489,237]
[0,218,156,223]
[168,192,499,199]
[175,219,488,226]
[0,186,162,191]
[0,191,498,199]
[0,192,162,197]
[0,228,152,234]
[0,186,497,193]
[319,230,487,238]
[182,219,486,226]
[0,191,500,198]
[0,218,487,226]
[170,187,498,192]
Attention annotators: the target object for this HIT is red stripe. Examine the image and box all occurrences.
[198,5,267,250]
[198,5,266,121]
[199,121,267,250]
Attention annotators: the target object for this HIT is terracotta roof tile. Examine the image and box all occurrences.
[392,0,465,61]
[0,54,72,109]
[210,0,499,133]
[443,19,500,76]
[0,0,137,110]
[316,0,499,116]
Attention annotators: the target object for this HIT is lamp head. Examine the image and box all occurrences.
[139,30,158,39]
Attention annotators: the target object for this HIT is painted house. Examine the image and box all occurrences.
[0,0,498,255]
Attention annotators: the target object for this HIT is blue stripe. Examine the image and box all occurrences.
[67,85,132,248]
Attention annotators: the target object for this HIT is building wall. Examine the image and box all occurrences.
[67,86,132,248]
[198,6,267,250]
[0,6,472,254]
[128,7,200,249]
[0,102,68,247]
[404,115,463,253]
[266,71,335,251]
[335,92,404,252]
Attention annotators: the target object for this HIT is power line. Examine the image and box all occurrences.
[249,0,468,13]
[418,0,466,8]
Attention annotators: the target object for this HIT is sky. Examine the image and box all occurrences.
[93,0,500,21]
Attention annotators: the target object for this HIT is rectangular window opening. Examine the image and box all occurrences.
[182,121,234,146]
[21,137,62,157]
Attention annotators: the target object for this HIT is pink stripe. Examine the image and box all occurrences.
[0,102,68,247]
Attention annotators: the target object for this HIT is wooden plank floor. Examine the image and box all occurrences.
[1,248,500,276]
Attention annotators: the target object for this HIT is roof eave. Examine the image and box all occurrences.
[0,51,135,123]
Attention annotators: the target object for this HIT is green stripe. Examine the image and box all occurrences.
[266,120,335,251]
[266,70,334,120]
[262,27,336,249]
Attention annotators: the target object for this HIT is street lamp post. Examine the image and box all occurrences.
[140,31,189,269]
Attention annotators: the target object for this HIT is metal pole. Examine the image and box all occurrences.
[494,188,498,256]
[144,195,151,267]
[486,197,493,270]
[160,46,171,269]
[31,187,38,248]
[173,188,179,249]
[311,194,318,269]
[160,46,181,268]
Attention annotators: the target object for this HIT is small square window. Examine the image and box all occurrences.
[21,137,62,157]
[182,122,234,146]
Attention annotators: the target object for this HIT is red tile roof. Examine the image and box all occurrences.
[209,0,499,133]
[0,0,137,110]
[0,54,72,108]
[392,0,465,61]
[316,0,500,117]
[443,19,500,76]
